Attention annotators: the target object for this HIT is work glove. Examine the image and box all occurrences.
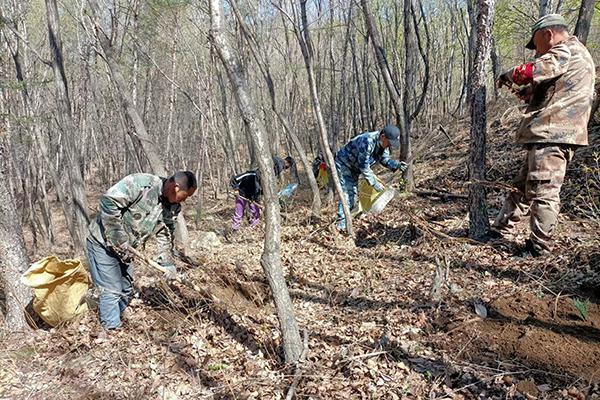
[496,69,514,89]
[156,254,177,280]
[397,161,409,173]
[373,182,385,193]
[514,85,533,103]
[161,263,177,281]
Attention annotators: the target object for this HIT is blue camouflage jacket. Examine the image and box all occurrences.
[335,131,399,186]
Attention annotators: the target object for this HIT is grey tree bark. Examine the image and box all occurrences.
[86,0,190,250]
[294,0,354,234]
[208,0,303,364]
[360,0,403,131]
[0,139,32,331]
[574,0,596,45]
[539,0,553,17]
[468,0,495,240]
[228,0,322,219]
[45,0,90,254]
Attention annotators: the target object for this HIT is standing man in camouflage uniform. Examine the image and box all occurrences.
[334,125,407,231]
[87,171,197,329]
[493,14,595,256]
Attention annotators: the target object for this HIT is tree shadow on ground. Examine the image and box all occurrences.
[290,279,431,312]
[354,221,420,249]
[140,284,281,362]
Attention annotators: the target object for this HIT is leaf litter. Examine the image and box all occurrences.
[1,119,600,399]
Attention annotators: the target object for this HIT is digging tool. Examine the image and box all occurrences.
[127,246,196,288]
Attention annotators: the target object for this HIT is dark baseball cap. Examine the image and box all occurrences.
[525,14,568,50]
[382,125,400,149]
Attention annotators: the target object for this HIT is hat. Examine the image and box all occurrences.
[525,14,568,50]
[382,125,400,149]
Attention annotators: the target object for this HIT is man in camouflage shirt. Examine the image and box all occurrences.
[87,171,197,329]
[493,14,595,256]
[334,125,407,231]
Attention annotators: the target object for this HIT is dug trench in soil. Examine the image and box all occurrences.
[444,290,600,383]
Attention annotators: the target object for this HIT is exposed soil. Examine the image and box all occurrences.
[444,291,600,383]
[1,117,599,398]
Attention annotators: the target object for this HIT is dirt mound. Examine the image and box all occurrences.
[456,291,600,382]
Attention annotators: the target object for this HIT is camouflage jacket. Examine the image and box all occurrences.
[335,131,399,186]
[88,173,180,262]
[517,36,595,146]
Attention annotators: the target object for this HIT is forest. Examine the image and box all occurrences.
[0,0,599,398]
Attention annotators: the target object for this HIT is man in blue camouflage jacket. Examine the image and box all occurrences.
[87,171,197,329]
[334,125,407,231]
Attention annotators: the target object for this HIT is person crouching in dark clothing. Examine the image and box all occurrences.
[230,170,262,230]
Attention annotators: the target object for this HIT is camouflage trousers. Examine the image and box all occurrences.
[493,144,575,250]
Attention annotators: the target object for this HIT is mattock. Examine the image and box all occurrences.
[127,246,197,289]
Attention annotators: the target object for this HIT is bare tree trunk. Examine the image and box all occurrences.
[291,0,354,234]
[574,0,596,45]
[0,138,31,331]
[361,0,417,188]
[45,0,90,253]
[490,37,501,100]
[539,0,553,17]
[468,0,495,240]
[86,0,190,250]
[229,0,321,219]
[216,69,242,174]
[208,0,302,364]
[360,0,403,124]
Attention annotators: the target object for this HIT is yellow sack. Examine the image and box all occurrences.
[358,180,380,213]
[317,167,329,189]
[21,255,90,327]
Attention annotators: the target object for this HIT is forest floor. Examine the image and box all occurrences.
[1,114,599,399]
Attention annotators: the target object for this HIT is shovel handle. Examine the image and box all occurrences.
[127,246,170,274]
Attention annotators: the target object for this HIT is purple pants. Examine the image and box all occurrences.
[232,196,260,230]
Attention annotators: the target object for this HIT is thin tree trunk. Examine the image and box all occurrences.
[292,0,354,235]
[229,0,321,218]
[208,0,302,364]
[574,0,596,45]
[0,139,31,331]
[45,0,90,253]
[86,0,190,250]
[539,0,553,17]
[468,0,495,240]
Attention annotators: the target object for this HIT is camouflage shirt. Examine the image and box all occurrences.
[335,131,400,186]
[88,173,180,261]
[517,36,595,146]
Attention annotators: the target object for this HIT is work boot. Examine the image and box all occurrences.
[515,239,549,258]
[486,228,504,240]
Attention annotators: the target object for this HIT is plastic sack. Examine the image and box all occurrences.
[21,255,90,327]
[369,188,396,214]
[278,183,298,204]
[358,180,396,214]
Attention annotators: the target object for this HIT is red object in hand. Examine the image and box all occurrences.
[512,62,534,86]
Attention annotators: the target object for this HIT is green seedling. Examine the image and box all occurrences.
[573,298,590,321]
[207,363,229,371]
